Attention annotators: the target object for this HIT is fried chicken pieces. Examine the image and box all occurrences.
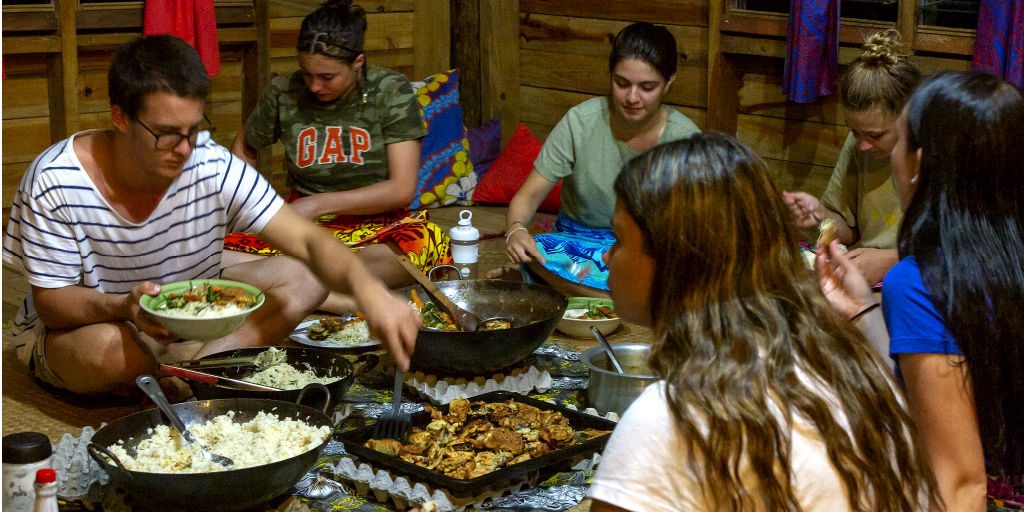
[364,398,609,480]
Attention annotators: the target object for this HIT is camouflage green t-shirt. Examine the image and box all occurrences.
[244,66,427,194]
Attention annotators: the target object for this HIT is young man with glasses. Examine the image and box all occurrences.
[2,35,419,396]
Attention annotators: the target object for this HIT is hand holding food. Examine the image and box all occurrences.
[815,239,875,320]
[129,281,174,343]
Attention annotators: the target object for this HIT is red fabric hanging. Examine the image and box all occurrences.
[143,0,221,77]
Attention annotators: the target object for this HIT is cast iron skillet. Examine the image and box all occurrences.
[88,387,335,511]
[401,279,567,375]
[188,346,354,412]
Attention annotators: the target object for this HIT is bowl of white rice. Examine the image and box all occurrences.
[140,279,265,341]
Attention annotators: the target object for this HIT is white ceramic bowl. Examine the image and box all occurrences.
[556,297,621,338]
[139,279,264,341]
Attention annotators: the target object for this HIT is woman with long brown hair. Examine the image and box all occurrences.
[587,133,934,511]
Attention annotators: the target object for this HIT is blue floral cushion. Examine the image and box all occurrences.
[411,68,476,209]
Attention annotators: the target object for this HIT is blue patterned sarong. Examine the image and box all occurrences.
[534,213,615,291]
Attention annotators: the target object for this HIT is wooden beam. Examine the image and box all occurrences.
[413,0,451,79]
[49,0,79,140]
[242,0,272,174]
[708,0,740,134]
[451,0,482,127]
[2,36,61,54]
[479,0,520,144]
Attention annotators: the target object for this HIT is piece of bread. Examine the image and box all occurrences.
[816,218,848,254]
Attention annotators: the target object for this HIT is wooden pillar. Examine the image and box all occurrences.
[242,0,271,172]
[479,0,519,145]
[48,0,79,141]
[707,0,741,134]
[414,0,451,79]
[451,0,482,127]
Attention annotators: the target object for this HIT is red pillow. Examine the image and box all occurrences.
[472,123,562,213]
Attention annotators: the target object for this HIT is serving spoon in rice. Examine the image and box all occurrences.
[136,375,235,468]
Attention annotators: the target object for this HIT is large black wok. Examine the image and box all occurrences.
[403,280,568,375]
[189,346,354,412]
[87,389,335,511]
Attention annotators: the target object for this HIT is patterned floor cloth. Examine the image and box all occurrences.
[224,209,453,273]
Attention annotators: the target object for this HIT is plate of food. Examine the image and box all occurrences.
[139,279,264,341]
[556,297,621,338]
[289,314,380,349]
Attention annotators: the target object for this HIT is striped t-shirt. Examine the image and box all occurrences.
[2,130,284,333]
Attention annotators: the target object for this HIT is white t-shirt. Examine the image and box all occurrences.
[589,379,893,512]
[2,130,283,338]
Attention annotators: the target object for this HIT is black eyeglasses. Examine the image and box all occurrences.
[135,114,216,151]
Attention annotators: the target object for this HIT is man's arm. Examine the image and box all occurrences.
[32,282,173,340]
[257,204,420,369]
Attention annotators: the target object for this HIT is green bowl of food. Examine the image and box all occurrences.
[556,297,621,338]
[139,279,265,341]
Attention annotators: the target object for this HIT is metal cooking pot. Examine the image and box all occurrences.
[87,389,335,511]
[582,343,659,416]
[188,346,353,412]
[401,279,567,375]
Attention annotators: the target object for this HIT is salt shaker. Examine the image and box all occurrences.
[3,432,53,511]
[449,210,480,279]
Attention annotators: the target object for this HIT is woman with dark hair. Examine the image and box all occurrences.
[818,71,1024,510]
[500,22,699,297]
[588,133,934,511]
[784,29,920,288]
[225,0,451,289]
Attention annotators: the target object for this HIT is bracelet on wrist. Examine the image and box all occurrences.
[505,226,529,244]
[506,221,525,231]
[849,302,880,322]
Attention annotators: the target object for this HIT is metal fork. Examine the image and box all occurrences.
[373,368,410,441]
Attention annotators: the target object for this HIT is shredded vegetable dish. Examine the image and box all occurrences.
[239,348,338,390]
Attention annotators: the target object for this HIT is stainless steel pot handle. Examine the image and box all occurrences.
[296,383,332,415]
[87,442,133,480]
[427,264,462,281]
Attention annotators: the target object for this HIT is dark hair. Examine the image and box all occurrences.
[108,35,210,119]
[297,0,367,63]
[613,133,935,511]
[899,70,1024,476]
[608,22,678,82]
[839,29,921,117]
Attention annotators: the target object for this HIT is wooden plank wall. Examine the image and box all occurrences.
[516,1,710,139]
[2,49,251,211]
[1,0,443,219]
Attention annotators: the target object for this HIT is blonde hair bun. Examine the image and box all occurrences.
[859,29,907,66]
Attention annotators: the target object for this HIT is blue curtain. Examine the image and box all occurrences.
[783,0,840,103]
[974,0,1024,88]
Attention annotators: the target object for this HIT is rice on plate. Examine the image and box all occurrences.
[107,410,331,473]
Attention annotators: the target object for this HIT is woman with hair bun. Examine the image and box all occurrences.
[226,0,451,290]
[784,29,920,291]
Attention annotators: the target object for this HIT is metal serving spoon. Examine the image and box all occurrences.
[591,326,625,374]
[136,375,234,468]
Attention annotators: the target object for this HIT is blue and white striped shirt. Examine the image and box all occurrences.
[2,130,284,331]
